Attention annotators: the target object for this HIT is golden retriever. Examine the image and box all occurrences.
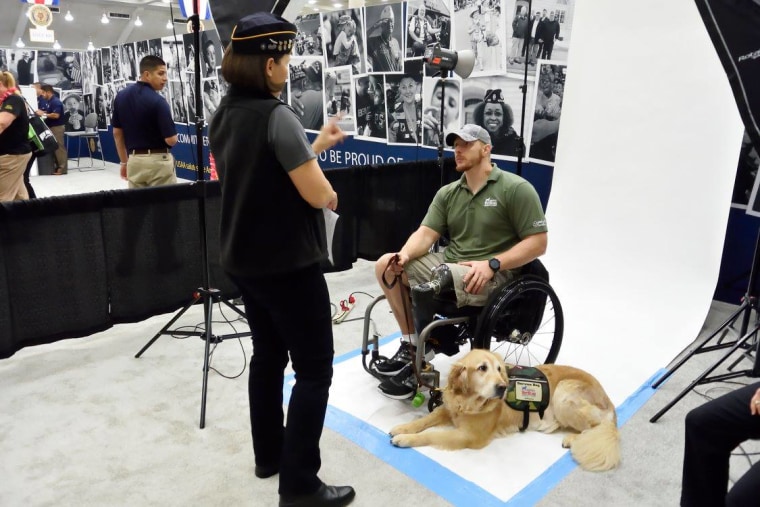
[389,349,620,471]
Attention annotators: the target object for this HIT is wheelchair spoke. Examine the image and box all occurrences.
[474,278,564,366]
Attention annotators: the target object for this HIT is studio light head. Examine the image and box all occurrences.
[424,43,475,79]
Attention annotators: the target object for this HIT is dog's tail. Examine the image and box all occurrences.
[570,419,620,472]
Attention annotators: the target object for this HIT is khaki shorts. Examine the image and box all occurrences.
[405,251,515,307]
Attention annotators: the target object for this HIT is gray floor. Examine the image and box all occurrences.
[7,166,758,506]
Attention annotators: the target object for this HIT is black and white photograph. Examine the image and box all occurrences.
[148,38,163,59]
[529,62,565,164]
[105,82,118,120]
[169,81,188,124]
[94,85,110,130]
[182,33,198,75]
[120,43,138,81]
[462,74,532,158]
[201,77,221,120]
[354,74,387,140]
[101,47,111,83]
[81,50,98,95]
[91,48,103,86]
[452,0,505,76]
[114,79,128,94]
[61,91,85,132]
[294,14,324,56]
[162,37,185,80]
[83,93,93,118]
[36,51,80,89]
[110,45,122,81]
[365,4,404,73]
[406,0,452,58]
[322,9,366,74]
[186,79,199,122]
[289,56,325,132]
[509,1,575,75]
[324,65,355,133]
[385,59,423,145]
[201,30,222,79]
[6,49,35,85]
[422,75,462,147]
[217,67,229,96]
[135,40,150,65]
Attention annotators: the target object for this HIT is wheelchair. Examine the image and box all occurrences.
[360,259,564,411]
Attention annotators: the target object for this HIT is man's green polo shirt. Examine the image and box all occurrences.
[421,164,548,263]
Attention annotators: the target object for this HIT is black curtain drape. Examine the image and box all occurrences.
[0,193,111,355]
[0,160,456,358]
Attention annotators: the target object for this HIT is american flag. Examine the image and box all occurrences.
[179,0,211,20]
[20,0,60,5]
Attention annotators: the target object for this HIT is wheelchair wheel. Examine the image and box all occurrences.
[472,275,563,366]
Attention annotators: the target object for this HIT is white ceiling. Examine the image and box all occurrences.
[2,0,394,53]
[1,0,216,52]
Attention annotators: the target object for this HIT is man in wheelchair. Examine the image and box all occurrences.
[374,124,549,399]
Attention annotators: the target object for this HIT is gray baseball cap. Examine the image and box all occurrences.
[445,124,492,147]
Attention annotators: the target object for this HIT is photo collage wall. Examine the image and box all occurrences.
[288,0,575,165]
[0,0,574,165]
[0,29,225,140]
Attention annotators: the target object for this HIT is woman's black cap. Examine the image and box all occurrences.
[231,12,297,55]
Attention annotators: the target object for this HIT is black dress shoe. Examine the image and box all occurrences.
[279,483,355,507]
[254,464,279,479]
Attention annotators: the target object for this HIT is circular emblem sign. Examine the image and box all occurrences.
[28,4,53,28]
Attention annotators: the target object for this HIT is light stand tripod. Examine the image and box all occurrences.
[436,70,450,189]
[134,1,251,430]
[515,0,532,177]
[649,228,760,423]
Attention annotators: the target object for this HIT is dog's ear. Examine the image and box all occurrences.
[498,357,509,383]
[448,363,468,394]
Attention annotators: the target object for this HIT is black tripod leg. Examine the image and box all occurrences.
[650,325,760,423]
[199,294,216,429]
[135,294,201,358]
[651,301,749,388]
[220,299,247,320]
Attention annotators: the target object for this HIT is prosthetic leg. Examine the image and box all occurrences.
[405,265,458,406]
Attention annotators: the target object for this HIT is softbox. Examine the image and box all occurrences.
[695,0,760,153]
[209,0,309,46]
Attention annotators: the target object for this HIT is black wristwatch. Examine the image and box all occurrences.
[488,257,501,272]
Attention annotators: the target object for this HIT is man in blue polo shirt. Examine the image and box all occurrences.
[112,55,177,188]
[36,84,66,175]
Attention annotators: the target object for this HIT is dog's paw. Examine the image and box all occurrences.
[561,434,577,449]
[390,434,415,448]
[389,424,410,437]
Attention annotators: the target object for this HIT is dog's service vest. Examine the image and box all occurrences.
[505,365,550,431]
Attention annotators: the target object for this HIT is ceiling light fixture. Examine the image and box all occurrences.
[101,13,109,24]
[166,19,173,29]
[16,38,25,48]
[135,16,143,27]
[53,40,61,49]
[87,40,95,51]
[64,10,73,21]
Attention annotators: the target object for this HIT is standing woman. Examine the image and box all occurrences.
[0,71,32,202]
[209,12,355,507]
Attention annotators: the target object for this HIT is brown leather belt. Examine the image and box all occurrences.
[131,148,170,155]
